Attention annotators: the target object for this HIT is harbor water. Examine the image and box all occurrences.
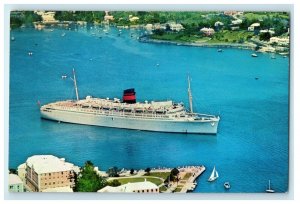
[9,26,289,193]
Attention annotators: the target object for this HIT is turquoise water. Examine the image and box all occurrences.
[9,26,289,193]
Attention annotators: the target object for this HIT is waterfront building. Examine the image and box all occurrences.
[145,24,153,30]
[17,163,26,182]
[269,37,290,46]
[98,180,159,193]
[9,174,24,192]
[104,11,114,21]
[23,155,79,192]
[200,27,215,36]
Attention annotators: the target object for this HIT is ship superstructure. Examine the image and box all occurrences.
[40,69,220,134]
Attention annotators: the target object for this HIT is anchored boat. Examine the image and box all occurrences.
[266,180,275,193]
[40,69,220,134]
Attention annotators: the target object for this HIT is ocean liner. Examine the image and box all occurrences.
[40,69,220,134]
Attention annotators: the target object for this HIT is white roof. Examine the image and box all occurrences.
[250,23,260,27]
[9,174,23,185]
[124,181,158,191]
[18,163,26,169]
[98,180,158,193]
[42,186,73,192]
[26,155,75,174]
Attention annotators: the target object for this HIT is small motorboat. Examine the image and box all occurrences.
[61,75,67,79]
[28,52,33,56]
[11,36,15,41]
[218,49,223,52]
[224,182,230,189]
[255,77,259,80]
[61,33,66,37]
[251,53,258,57]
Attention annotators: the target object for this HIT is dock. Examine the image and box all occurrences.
[164,165,206,193]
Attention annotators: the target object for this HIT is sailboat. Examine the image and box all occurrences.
[208,166,219,182]
[266,180,275,193]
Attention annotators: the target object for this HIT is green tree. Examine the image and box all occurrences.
[259,32,271,41]
[9,168,17,174]
[108,179,121,187]
[107,166,119,177]
[130,169,135,175]
[144,167,151,175]
[74,161,107,192]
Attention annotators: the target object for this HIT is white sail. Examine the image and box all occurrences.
[266,180,275,193]
[208,166,218,182]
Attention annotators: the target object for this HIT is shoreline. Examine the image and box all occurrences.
[139,36,258,51]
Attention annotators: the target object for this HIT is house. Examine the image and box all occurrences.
[200,27,215,36]
[259,29,275,35]
[231,19,243,25]
[9,174,24,192]
[223,11,238,16]
[269,37,289,46]
[98,180,159,193]
[129,15,139,22]
[23,155,79,192]
[248,23,260,31]
[104,11,114,21]
[168,22,184,32]
[34,11,58,23]
[214,21,224,27]
[145,24,153,30]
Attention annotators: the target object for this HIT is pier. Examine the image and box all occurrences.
[164,166,206,193]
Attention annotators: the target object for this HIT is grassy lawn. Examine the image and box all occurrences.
[174,187,182,192]
[150,30,254,44]
[116,177,163,186]
[159,185,167,192]
[182,173,192,180]
[150,33,201,43]
[147,172,171,180]
[208,30,254,43]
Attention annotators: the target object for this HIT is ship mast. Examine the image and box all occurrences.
[71,68,79,101]
[188,75,193,113]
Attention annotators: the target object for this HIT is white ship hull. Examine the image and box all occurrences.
[41,109,219,134]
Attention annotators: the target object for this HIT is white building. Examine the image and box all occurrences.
[17,163,26,182]
[98,180,159,193]
[214,21,224,27]
[24,155,79,192]
[9,174,24,192]
[231,19,243,25]
[104,11,114,21]
[168,23,184,32]
[129,15,139,22]
[200,27,215,36]
[269,37,289,46]
[248,23,260,31]
[259,29,275,35]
